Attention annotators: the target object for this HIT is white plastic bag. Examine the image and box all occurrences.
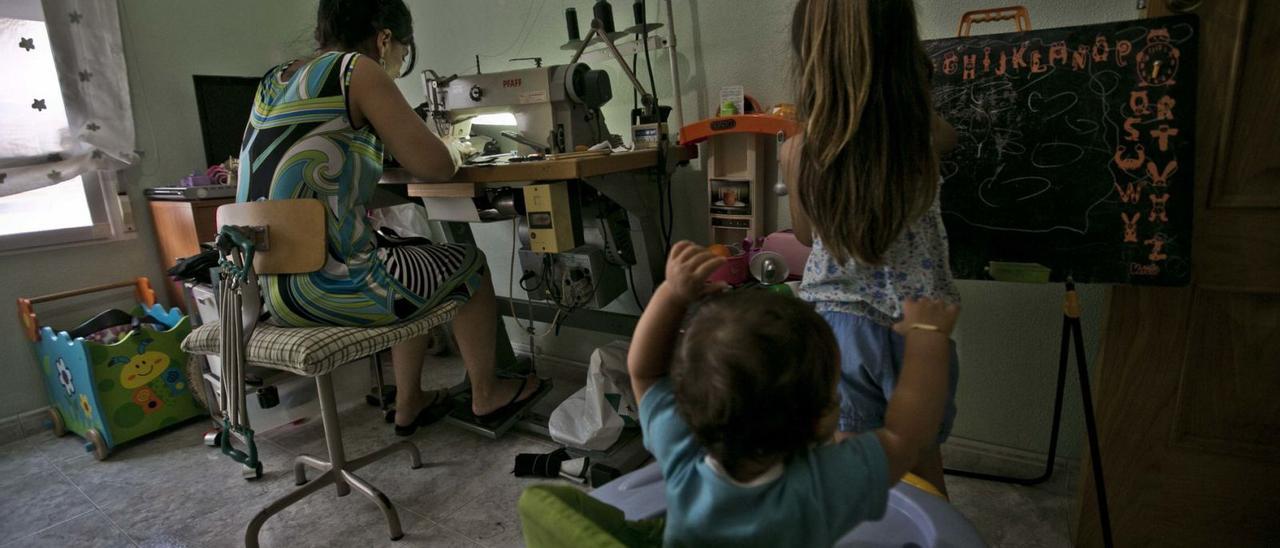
[549,341,637,451]
[369,202,434,240]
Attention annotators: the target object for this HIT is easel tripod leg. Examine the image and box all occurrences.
[1072,317,1114,548]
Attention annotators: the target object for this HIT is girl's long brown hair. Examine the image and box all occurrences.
[792,0,939,265]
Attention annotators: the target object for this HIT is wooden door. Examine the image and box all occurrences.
[1076,0,1280,546]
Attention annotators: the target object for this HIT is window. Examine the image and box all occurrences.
[0,5,125,252]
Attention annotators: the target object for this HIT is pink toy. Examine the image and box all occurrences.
[708,247,751,286]
[760,230,811,281]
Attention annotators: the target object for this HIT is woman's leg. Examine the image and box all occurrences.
[391,335,425,426]
[391,335,435,427]
[452,271,540,416]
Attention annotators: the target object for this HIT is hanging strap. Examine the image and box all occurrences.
[215,227,262,472]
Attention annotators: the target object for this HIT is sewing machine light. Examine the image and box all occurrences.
[471,113,518,126]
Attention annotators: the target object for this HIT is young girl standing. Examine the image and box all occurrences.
[785,0,961,494]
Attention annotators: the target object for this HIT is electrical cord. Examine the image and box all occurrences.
[626,264,645,312]
[641,0,674,251]
[508,218,560,338]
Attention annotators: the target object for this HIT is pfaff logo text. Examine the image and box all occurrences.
[503,78,522,88]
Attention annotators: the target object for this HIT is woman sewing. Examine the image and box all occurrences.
[236,0,544,435]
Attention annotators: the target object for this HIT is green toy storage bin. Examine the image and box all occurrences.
[18,278,204,459]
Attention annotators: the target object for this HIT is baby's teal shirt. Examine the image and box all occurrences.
[640,378,889,547]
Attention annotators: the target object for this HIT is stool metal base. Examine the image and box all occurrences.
[245,373,423,547]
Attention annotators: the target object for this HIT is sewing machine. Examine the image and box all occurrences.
[414,63,663,319]
[386,62,682,457]
[422,63,614,156]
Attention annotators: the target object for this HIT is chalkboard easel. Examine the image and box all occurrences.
[923,9,1203,548]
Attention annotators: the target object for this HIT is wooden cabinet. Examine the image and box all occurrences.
[148,198,231,311]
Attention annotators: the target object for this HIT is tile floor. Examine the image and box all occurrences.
[0,357,1076,547]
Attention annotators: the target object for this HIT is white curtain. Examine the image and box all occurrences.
[0,0,137,198]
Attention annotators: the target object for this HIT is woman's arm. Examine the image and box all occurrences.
[347,56,458,181]
[782,136,814,247]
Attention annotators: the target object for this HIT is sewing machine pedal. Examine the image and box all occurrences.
[445,378,553,439]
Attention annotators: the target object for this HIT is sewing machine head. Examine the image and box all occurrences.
[423,64,613,155]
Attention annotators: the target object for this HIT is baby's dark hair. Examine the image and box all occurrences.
[315,0,416,76]
[672,289,840,478]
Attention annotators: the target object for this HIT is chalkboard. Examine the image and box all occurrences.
[925,14,1197,285]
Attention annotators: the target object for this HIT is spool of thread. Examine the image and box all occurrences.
[632,0,644,26]
[564,7,580,41]
[593,0,616,33]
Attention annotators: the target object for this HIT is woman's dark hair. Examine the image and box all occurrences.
[672,290,841,480]
[315,0,416,77]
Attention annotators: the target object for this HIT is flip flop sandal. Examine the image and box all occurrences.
[393,389,453,437]
[472,376,552,429]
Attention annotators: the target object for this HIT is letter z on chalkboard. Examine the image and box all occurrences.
[925,14,1197,286]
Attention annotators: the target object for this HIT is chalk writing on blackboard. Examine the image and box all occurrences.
[925,14,1197,286]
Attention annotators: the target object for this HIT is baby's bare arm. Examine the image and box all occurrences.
[873,299,960,482]
[628,242,727,403]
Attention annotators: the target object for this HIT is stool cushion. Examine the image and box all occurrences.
[181,301,459,377]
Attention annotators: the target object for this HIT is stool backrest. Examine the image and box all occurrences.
[216,199,326,274]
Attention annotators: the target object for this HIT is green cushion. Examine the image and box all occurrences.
[519,485,664,548]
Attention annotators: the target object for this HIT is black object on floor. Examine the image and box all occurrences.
[514,447,571,478]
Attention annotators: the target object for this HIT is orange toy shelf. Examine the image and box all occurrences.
[678,115,800,147]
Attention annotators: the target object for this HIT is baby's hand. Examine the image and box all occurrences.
[894,298,960,337]
[663,241,728,304]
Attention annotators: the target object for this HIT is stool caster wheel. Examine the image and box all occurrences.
[242,462,264,481]
[203,430,222,447]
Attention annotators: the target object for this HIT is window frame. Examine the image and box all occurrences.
[0,3,131,254]
[0,170,130,254]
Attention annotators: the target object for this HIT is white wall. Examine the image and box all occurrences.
[2,0,1138,458]
[0,0,316,419]
[403,0,1138,459]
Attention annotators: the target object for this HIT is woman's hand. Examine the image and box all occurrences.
[662,241,728,305]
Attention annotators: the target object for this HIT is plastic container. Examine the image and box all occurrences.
[707,248,751,286]
[591,462,987,547]
[986,261,1052,283]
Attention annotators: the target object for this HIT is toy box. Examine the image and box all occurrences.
[19,278,204,459]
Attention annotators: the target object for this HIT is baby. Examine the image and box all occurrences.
[628,242,959,546]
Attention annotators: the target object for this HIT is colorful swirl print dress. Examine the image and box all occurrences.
[236,52,484,327]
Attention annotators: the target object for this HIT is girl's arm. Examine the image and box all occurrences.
[347,55,458,181]
[782,136,815,247]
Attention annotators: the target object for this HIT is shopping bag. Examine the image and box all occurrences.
[549,341,637,451]
[369,202,434,240]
